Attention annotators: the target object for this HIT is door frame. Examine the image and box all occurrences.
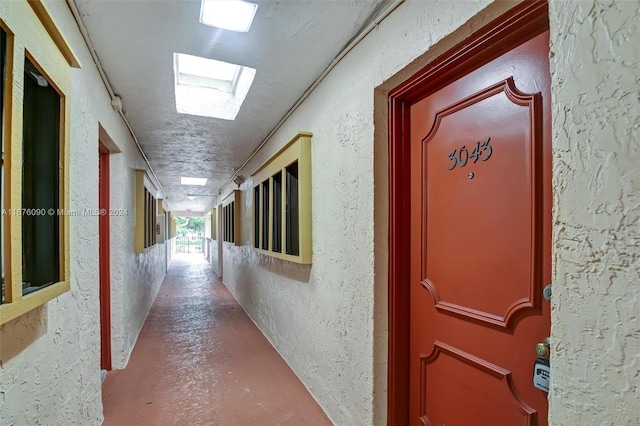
[386,2,549,424]
[99,141,112,371]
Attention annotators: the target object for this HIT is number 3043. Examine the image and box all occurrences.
[447,137,492,170]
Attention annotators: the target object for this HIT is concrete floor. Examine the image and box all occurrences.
[102,253,331,425]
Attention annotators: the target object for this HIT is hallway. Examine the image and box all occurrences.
[101,254,331,425]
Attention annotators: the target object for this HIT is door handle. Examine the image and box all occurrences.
[533,337,551,392]
[535,337,550,359]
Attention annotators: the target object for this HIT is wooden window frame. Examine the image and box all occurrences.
[252,131,312,264]
[169,212,177,238]
[135,169,159,253]
[0,0,80,325]
[221,190,240,245]
[210,207,217,240]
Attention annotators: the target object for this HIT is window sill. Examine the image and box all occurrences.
[253,247,312,265]
[0,280,70,325]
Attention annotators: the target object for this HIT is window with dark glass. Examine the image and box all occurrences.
[143,188,157,249]
[253,186,259,248]
[144,188,149,247]
[224,204,228,240]
[0,1,78,325]
[271,171,282,253]
[250,132,311,264]
[21,57,61,294]
[285,161,299,256]
[151,190,156,246]
[230,202,234,242]
[223,201,235,243]
[223,205,227,241]
[134,170,159,253]
[261,180,269,250]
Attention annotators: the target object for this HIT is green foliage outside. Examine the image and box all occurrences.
[175,216,205,236]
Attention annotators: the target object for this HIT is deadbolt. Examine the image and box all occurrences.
[535,337,550,360]
[543,284,552,301]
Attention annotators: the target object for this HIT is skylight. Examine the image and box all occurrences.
[173,53,256,120]
[178,54,239,82]
[181,177,208,186]
[200,0,258,32]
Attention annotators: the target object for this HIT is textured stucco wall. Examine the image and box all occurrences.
[218,1,493,424]
[219,0,640,424]
[0,1,167,424]
[1,1,635,425]
[206,238,221,277]
[212,240,221,277]
[115,162,166,367]
[548,1,640,425]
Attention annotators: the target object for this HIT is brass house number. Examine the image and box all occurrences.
[447,137,492,170]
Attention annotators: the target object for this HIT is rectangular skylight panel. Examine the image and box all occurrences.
[177,53,239,82]
[181,177,208,186]
[173,52,256,120]
[200,0,258,32]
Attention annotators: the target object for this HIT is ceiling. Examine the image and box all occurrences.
[73,0,389,214]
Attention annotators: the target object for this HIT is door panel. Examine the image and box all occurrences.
[420,78,542,328]
[420,341,535,426]
[408,30,551,425]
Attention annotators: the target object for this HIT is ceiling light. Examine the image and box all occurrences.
[200,0,258,32]
[173,53,256,120]
[186,195,197,200]
[181,177,208,186]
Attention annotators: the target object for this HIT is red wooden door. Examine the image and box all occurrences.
[393,4,552,425]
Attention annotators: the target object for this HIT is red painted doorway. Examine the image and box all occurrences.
[388,2,552,425]
[99,142,112,371]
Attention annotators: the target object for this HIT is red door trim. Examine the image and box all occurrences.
[387,2,549,424]
[99,142,112,371]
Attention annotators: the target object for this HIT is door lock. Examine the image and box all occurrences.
[543,284,552,301]
[533,337,551,392]
[535,337,550,359]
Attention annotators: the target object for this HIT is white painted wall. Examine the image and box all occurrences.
[217,1,496,424]
[107,149,166,369]
[208,239,221,277]
[0,1,167,424]
[0,1,636,425]
[218,0,640,425]
[548,1,640,424]
[204,211,219,272]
